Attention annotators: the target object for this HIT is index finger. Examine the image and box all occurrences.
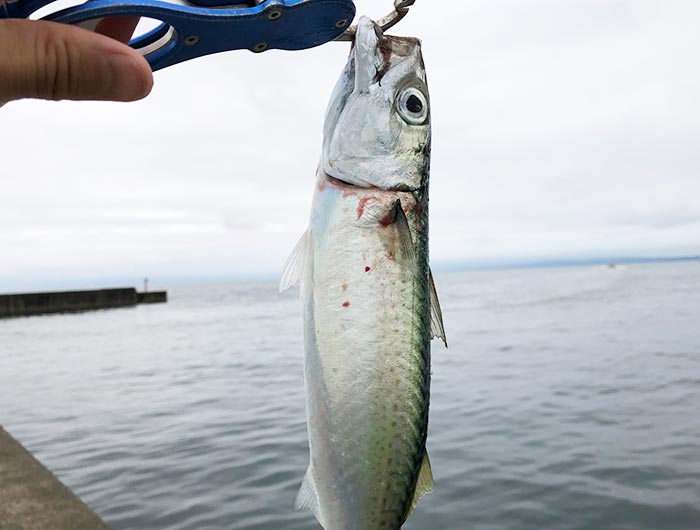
[95,15,140,45]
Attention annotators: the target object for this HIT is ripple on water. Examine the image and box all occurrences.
[2,265,700,530]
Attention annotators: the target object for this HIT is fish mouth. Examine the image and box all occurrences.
[322,169,417,193]
[322,170,373,190]
[324,163,374,189]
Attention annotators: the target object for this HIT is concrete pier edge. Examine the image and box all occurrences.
[0,288,167,318]
[0,426,113,530]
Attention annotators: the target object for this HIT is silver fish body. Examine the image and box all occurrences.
[281,17,445,530]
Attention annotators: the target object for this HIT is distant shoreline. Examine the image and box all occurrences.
[435,255,700,273]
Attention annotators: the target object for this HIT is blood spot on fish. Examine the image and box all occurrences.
[380,213,394,227]
[365,266,371,272]
[342,284,348,292]
[387,252,395,261]
[342,301,350,308]
[342,190,357,198]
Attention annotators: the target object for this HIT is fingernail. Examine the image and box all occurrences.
[103,51,153,101]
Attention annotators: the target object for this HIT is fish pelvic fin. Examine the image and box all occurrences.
[405,451,434,520]
[429,269,448,347]
[279,229,313,294]
[295,465,322,522]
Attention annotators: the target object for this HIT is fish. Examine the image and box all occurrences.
[280,16,446,530]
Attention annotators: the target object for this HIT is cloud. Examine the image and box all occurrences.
[1,0,699,289]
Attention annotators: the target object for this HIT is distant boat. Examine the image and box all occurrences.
[599,263,626,271]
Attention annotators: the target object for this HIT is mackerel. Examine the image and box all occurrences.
[281,17,446,530]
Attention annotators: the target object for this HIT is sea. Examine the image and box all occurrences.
[1,262,699,530]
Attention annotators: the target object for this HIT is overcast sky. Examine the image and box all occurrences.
[1,0,699,291]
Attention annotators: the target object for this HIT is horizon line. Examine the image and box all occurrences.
[1,254,698,294]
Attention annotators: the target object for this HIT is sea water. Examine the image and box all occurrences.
[1,262,699,530]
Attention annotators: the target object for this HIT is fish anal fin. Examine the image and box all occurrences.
[279,229,312,294]
[429,269,447,347]
[295,465,322,522]
[406,451,434,519]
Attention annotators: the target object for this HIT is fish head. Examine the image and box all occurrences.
[322,16,430,192]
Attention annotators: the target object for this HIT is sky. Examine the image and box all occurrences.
[1,0,699,291]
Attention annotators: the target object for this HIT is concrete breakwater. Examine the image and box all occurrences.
[0,288,167,318]
[0,426,114,529]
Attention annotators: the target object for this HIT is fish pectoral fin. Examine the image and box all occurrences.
[393,200,417,266]
[279,229,312,294]
[405,451,434,520]
[295,465,322,520]
[429,270,448,347]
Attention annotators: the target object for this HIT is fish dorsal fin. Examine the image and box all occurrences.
[429,270,448,347]
[295,465,322,522]
[405,452,434,520]
[279,229,312,294]
[393,201,416,265]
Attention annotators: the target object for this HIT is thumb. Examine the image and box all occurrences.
[0,18,153,104]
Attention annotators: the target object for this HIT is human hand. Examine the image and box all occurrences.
[0,15,153,105]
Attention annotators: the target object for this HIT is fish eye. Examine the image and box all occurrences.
[397,87,429,125]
